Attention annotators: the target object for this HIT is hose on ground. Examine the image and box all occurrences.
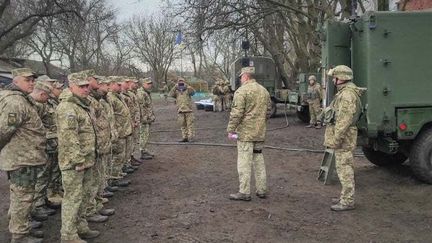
[148,141,364,157]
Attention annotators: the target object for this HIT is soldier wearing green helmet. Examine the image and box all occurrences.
[323,65,363,212]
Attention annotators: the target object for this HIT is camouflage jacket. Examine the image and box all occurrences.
[35,97,59,153]
[306,83,322,104]
[159,85,169,94]
[121,91,140,128]
[227,79,272,142]
[89,91,112,155]
[137,87,155,124]
[56,93,97,170]
[107,91,132,138]
[0,84,47,171]
[212,85,224,96]
[169,85,196,113]
[100,95,118,142]
[324,82,362,151]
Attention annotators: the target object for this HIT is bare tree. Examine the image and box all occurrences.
[0,0,81,55]
[125,14,177,85]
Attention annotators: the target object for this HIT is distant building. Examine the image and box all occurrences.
[0,57,67,85]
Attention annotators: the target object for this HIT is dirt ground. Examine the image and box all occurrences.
[1,97,432,243]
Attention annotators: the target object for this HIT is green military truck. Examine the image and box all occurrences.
[322,11,432,183]
[230,56,319,120]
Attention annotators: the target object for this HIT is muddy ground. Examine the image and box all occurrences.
[1,97,432,243]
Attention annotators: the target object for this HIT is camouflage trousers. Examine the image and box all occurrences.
[214,96,223,112]
[33,152,60,207]
[125,135,133,166]
[111,138,127,178]
[236,141,267,195]
[224,94,232,110]
[178,112,194,140]
[7,166,42,236]
[308,100,321,125]
[140,123,151,153]
[335,149,355,205]
[85,153,109,217]
[61,168,92,241]
[133,125,141,154]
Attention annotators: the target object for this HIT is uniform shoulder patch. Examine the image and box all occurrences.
[7,113,17,126]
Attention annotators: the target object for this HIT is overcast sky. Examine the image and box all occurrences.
[107,0,164,21]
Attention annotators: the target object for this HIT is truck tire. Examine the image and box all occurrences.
[409,128,432,184]
[362,146,407,166]
[270,101,277,118]
[296,105,310,123]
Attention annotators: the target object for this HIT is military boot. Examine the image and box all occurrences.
[140,151,153,160]
[330,202,355,212]
[131,156,144,164]
[61,239,87,243]
[86,213,108,223]
[122,166,135,174]
[229,192,251,201]
[315,123,322,129]
[30,220,42,229]
[10,234,43,243]
[105,185,119,192]
[179,138,188,142]
[29,229,44,238]
[99,208,115,216]
[34,205,56,216]
[78,229,100,239]
[305,124,314,128]
[31,211,48,222]
[111,179,130,187]
[101,190,114,198]
[256,192,267,199]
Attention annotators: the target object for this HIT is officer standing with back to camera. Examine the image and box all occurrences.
[169,77,196,142]
[0,68,46,243]
[324,65,363,212]
[227,67,272,201]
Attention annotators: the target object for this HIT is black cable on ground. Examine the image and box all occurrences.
[148,141,364,157]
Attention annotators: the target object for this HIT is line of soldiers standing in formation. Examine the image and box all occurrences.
[211,78,233,112]
[0,68,161,243]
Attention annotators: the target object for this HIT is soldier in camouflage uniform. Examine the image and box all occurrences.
[40,77,65,207]
[56,72,100,242]
[169,77,196,142]
[126,77,143,166]
[83,71,115,223]
[0,68,46,243]
[119,78,138,172]
[222,80,233,111]
[137,78,155,160]
[305,75,323,129]
[227,67,272,201]
[30,80,59,223]
[324,65,362,212]
[159,81,169,103]
[212,80,224,112]
[107,77,133,187]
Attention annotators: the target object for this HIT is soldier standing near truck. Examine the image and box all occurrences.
[306,75,322,128]
[323,65,362,212]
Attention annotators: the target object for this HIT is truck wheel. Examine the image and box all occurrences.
[362,146,407,166]
[270,101,277,118]
[296,105,310,123]
[409,128,432,184]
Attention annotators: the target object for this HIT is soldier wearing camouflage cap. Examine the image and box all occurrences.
[107,76,133,187]
[305,75,323,129]
[36,76,64,207]
[124,77,143,166]
[212,79,224,112]
[0,68,46,243]
[137,78,155,160]
[158,80,169,103]
[324,65,363,212]
[57,72,100,242]
[227,66,272,201]
[82,71,114,223]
